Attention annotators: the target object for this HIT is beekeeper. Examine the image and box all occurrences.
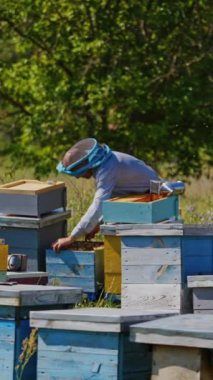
[52,138,159,251]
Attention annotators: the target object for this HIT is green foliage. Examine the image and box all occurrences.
[0,0,212,177]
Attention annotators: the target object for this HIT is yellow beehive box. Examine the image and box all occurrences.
[104,235,121,294]
[0,239,8,272]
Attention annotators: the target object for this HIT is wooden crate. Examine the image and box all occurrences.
[188,275,213,314]
[30,307,176,380]
[0,179,66,217]
[102,194,179,224]
[130,314,213,380]
[46,241,104,300]
[0,210,70,271]
[0,284,82,380]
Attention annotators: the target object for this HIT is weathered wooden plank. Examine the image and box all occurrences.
[188,275,213,288]
[30,307,176,327]
[122,264,181,284]
[101,223,183,232]
[0,210,71,228]
[183,224,213,236]
[0,320,15,379]
[194,310,213,314]
[118,229,183,236]
[122,248,181,265]
[101,223,183,238]
[121,236,181,249]
[0,284,82,306]
[122,283,182,310]
[48,275,97,292]
[130,314,213,348]
[47,262,95,276]
[46,249,98,265]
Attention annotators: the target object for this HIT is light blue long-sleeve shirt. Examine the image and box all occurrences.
[71,151,159,238]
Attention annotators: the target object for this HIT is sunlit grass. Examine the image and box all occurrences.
[180,175,213,224]
[0,158,212,227]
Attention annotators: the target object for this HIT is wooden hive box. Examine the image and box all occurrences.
[104,235,121,298]
[0,284,82,380]
[182,225,213,282]
[0,210,71,271]
[101,223,192,313]
[46,241,104,300]
[0,240,8,282]
[102,194,179,224]
[0,180,66,217]
[188,275,213,314]
[30,307,176,380]
[130,314,213,380]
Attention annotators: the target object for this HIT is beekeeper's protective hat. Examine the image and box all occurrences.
[56,138,112,176]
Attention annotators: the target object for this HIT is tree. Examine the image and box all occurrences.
[0,0,212,177]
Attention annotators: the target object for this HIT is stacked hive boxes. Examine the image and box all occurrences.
[0,180,83,380]
[101,193,181,304]
[102,196,213,312]
[0,180,70,272]
[102,222,193,313]
[0,284,82,380]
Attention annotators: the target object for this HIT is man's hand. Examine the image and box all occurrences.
[52,236,75,252]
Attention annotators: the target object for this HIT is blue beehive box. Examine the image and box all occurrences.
[182,225,213,282]
[0,210,71,271]
[102,194,179,224]
[30,308,176,380]
[46,241,104,300]
[0,284,82,380]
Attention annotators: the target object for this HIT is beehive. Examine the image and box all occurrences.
[0,180,66,217]
[0,210,70,271]
[182,225,213,281]
[102,223,192,313]
[188,275,213,314]
[102,193,179,224]
[130,314,213,380]
[46,241,104,300]
[0,284,82,380]
[30,308,176,380]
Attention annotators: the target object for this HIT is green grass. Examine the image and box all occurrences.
[0,157,212,227]
[180,175,213,224]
